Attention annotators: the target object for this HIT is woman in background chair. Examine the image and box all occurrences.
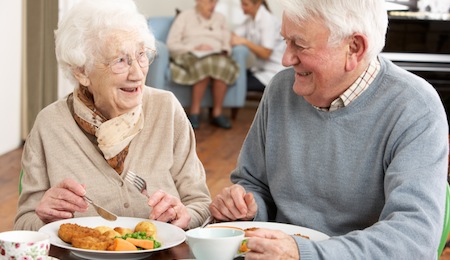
[166,0,239,129]
[14,0,211,231]
[232,0,285,92]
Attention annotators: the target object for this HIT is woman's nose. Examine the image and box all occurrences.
[128,59,146,80]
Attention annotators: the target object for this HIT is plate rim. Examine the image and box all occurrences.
[208,221,329,241]
[38,216,186,257]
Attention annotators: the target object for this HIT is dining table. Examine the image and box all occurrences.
[49,241,194,260]
[49,242,246,260]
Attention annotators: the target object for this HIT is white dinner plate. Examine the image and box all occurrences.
[38,216,185,260]
[208,221,329,241]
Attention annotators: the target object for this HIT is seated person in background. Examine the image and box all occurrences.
[14,0,211,231]
[231,0,286,92]
[210,0,448,259]
[166,0,239,130]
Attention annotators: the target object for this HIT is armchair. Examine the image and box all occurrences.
[146,16,249,119]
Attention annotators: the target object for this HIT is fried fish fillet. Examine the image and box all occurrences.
[58,223,101,244]
[71,235,113,250]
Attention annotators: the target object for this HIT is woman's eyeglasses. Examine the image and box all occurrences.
[107,48,156,74]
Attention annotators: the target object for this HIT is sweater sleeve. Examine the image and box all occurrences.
[166,11,196,56]
[230,92,277,221]
[14,112,51,231]
[292,111,448,260]
[217,14,231,54]
[170,95,212,229]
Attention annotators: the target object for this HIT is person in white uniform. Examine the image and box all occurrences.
[232,0,286,92]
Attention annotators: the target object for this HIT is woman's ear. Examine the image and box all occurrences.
[73,68,90,86]
[345,33,368,71]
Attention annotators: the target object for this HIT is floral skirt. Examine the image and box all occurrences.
[170,53,239,85]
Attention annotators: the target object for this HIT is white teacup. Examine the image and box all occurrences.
[185,227,245,260]
[0,230,50,260]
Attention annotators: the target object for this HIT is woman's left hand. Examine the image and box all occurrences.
[147,189,191,229]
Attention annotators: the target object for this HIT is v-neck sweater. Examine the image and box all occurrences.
[231,56,448,259]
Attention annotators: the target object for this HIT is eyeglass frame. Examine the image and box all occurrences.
[105,48,156,74]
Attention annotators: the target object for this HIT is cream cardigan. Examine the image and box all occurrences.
[14,87,211,231]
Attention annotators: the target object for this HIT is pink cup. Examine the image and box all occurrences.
[0,230,50,260]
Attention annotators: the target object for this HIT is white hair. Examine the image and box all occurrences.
[55,0,155,84]
[279,0,388,61]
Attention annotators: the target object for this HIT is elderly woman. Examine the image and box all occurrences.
[167,0,239,129]
[14,0,211,231]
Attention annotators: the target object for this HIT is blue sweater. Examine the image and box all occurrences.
[231,56,448,259]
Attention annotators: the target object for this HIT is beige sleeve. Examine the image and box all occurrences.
[14,126,49,231]
[170,99,212,229]
[167,12,196,56]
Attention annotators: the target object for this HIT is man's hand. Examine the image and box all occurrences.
[209,184,257,221]
[244,228,300,260]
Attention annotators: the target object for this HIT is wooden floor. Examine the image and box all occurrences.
[0,100,259,233]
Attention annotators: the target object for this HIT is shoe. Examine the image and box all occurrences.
[211,115,232,129]
[188,114,200,129]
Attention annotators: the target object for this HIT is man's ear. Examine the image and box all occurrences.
[72,68,90,86]
[345,33,368,71]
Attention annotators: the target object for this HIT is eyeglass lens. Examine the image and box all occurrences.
[110,49,156,74]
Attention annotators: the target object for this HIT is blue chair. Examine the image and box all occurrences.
[146,16,250,119]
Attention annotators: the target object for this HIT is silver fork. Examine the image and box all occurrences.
[124,170,149,197]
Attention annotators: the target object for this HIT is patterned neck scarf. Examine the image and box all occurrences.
[72,85,144,174]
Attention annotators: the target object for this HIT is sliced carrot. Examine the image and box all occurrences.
[239,239,249,253]
[125,237,154,250]
[108,238,138,251]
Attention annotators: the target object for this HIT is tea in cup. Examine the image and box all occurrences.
[185,227,245,260]
[0,230,50,260]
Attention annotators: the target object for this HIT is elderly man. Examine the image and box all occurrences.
[210,0,448,259]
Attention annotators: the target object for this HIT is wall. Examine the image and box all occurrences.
[134,0,283,28]
[0,1,22,155]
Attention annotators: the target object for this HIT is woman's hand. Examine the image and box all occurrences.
[244,228,300,260]
[194,43,214,51]
[231,33,247,46]
[35,178,88,224]
[209,184,257,221]
[147,190,190,229]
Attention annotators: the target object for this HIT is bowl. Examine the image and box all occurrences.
[0,230,50,259]
[185,227,245,260]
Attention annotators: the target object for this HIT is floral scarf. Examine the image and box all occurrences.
[72,85,143,174]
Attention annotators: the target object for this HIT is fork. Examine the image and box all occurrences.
[125,170,149,197]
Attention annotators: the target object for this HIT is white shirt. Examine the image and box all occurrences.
[234,5,286,86]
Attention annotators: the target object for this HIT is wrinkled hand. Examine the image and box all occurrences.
[36,178,88,224]
[147,190,190,229]
[244,228,300,260]
[209,184,257,221]
[194,43,214,51]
